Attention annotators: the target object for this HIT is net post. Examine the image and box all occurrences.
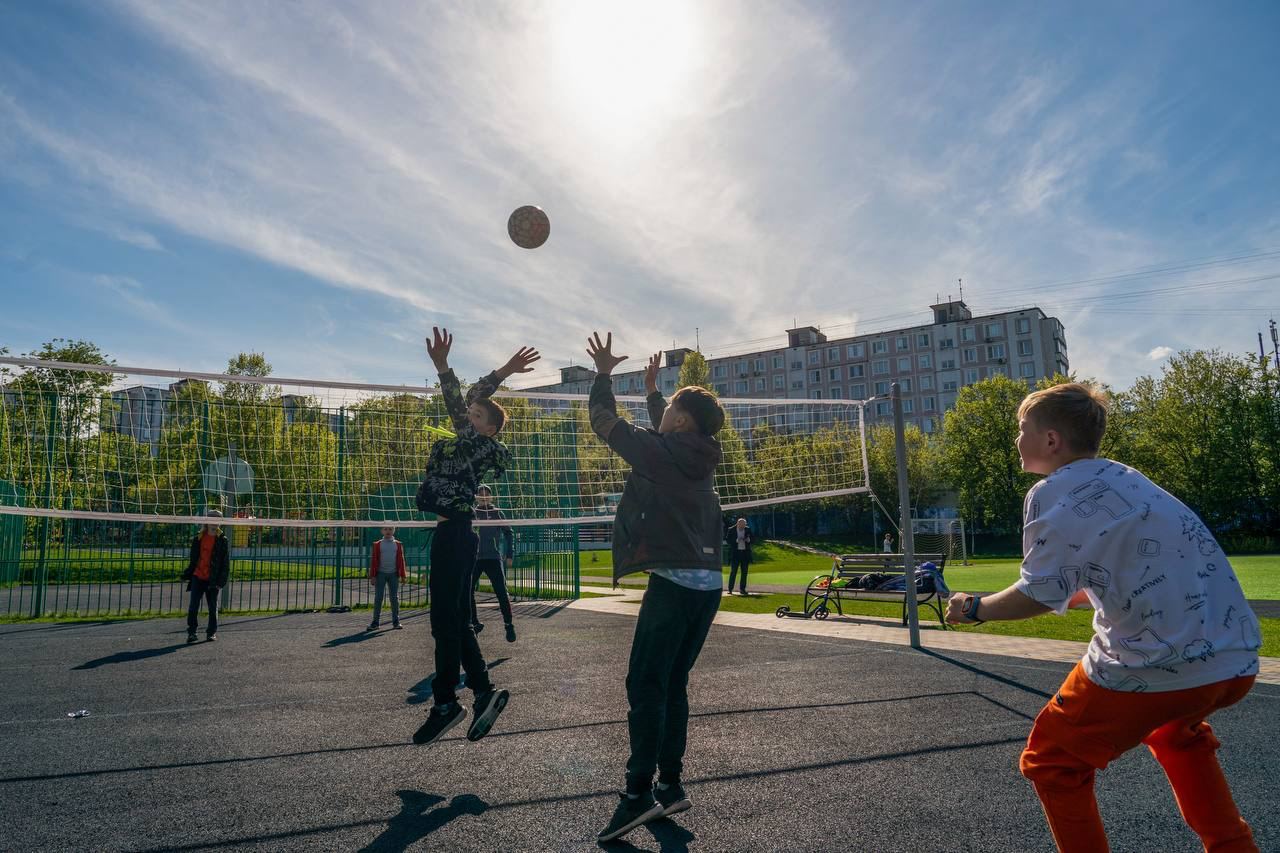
[333,407,346,608]
[891,383,920,648]
[32,393,58,618]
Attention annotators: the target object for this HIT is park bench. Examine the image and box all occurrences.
[775,553,951,629]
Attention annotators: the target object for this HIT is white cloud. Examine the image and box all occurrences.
[1147,346,1174,361]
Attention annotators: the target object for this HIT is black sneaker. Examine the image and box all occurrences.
[472,622,485,635]
[393,622,403,630]
[467,689,509,742]
[504,623,516,643]
[413,703,467,745]
[655,781,691,816]
[366,623,378,632]
[186,633,198,644]
[597,791,663,842]
[206,633,217,642]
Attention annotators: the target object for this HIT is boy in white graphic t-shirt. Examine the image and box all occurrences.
[946,382,1260,853]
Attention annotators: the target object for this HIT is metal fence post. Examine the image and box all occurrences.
[333,408,345,607]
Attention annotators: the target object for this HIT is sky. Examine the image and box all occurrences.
[1,0,1278,391]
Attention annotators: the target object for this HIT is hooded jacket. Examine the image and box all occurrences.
[589,375,723,583]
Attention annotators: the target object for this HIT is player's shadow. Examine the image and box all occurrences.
[407,658,509,705]
[322,629,385,649]
[601,818,695,853]
[359,790,487,852]
[73,643,189,670]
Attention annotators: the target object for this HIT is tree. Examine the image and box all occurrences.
[939,375,1038,534]
[223,352,279,403]
[865,423,944,518]
[677,351,711,391]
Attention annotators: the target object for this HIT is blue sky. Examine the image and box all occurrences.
[2,0,1278,389]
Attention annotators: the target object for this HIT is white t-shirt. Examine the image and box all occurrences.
[378,539,399,574]
[1014,458,1260,693]
[736,529,747,550]
[651,568,723,592]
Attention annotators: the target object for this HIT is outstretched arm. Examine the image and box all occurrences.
[426,327,469,430]
[644,351,666,428]
[466,346,541,406]
[586,332,667,470]
[946,585,1051,624]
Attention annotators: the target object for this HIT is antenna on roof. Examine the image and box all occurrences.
[958,278,964,302]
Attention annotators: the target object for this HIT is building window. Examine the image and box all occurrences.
[810,389,823,400]
[875,401,891,417]
[791,359,803,370]
[940,357,957,370]
[918,353,932,369]
[965,368,979,384]
[916,333,931,348]
[755,378,766,391]
[715,383,729,395]
[872,360,890,375]
[807,352,819,365]
[923,396,936,411]
[901,378,913,392]
[1016,317,1031,334]
[987,343,1006,360]
[903,399,914,413]
[810,370,822,383]
[850,383,866,398]
[897,357,912,372]
[896,336,910,351]
[791,380,804,390]
[874,381,890,395]
[961,327,976,342]
[939,337,955,349]
[664,379,675,391]
[919,375,934,390]
[1020,362,1036,378]
[847,343,865,358]
[872,340,888,354]
[985,322,1005,338]
[736,380,748,394]
[713,365,725,378]
[942,380,958,392]
[830,387,843,399]
[826,347,839,362]
[773,355,784,370]
[962,347,978,364]
[922,418,935,433]
[737,361,749,375]
[988,365,1008,378]
[849,364,865,379]
[825,367,839,381]
[773,375,785,389]
[1017,340,1034,356]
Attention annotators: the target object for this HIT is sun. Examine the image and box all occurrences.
[548,0,701,143]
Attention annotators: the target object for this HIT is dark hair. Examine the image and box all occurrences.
[474,398,507,433]
[670,386,725,435]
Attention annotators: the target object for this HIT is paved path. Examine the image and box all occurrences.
[576,584,1280,686]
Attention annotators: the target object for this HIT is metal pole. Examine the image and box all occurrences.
[32,395,58,618]
[891,383,920,648]
[333,408,345,607]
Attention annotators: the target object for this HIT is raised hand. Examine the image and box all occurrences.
[499,346,541,379]
[586,332,628,376]
[426,327,453,370]
[644,352,661,394]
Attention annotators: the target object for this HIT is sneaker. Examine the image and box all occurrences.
[597,791,663,842]
[472,622,485,635]
[504,623,516,643]
[186,633,198,644]
[413,702,467,745]
[655,781,691,817]
[725,589,733,595]
[467,689,509,742]
[206,633,217,642]
[366,623,378,632]
[393,622,403,630]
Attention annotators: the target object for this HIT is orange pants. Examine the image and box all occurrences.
[1020,663,1257,853]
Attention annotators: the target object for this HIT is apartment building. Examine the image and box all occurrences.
[521,300,1068,433]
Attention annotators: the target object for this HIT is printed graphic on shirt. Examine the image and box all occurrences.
[1014,459,1259,692]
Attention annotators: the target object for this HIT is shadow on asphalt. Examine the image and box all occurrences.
[358,790,489,852]
[917,648,1054,700]
[408,658,511,705]
[73,643,192,670]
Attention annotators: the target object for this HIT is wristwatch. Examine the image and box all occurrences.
[962,594,985,625]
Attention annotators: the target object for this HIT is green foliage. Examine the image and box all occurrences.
[865,423,944,515]
[223,352,280,403]
[677,350,712,391]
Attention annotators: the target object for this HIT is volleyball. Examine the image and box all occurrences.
[507,205,551,249]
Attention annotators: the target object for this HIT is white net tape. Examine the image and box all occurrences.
[0,357,869,527]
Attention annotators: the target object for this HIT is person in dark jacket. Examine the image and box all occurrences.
[471,484,516,642]
[181,509,231,643]
[725,517,754,595]
[412,327,539,749]
[586,333,726,843]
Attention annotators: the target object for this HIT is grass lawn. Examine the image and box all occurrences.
[703,591,1280,658]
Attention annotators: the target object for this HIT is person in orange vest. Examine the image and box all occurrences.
[368,526,407,631]
[182,510,230,643]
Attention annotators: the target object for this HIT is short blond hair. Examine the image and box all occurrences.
[1017,382,1108,454]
